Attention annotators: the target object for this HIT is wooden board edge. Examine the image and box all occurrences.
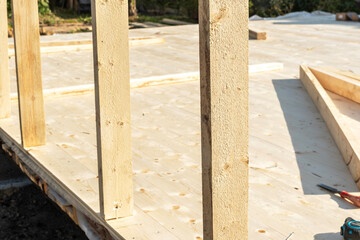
[9,63,282,101]
[8,37,165,57]
[0,128,124,240]
[299,65,360,187]
[309,67,360,104]
[249,29,266,40]
[315,66,360,82]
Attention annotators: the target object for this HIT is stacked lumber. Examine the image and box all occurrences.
[300,65,360,189]
[336,12,360,21]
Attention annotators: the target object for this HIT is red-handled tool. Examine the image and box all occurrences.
[317,184,360,207]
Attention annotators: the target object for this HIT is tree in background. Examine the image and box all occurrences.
[251,0,358,17]
[129,0,137,17]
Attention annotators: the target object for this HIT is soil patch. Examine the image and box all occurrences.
[0,151,88,240]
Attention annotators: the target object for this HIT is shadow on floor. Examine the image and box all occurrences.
[272,78,358,201]
[313,232,342,240]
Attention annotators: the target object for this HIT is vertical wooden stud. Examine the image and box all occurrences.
[91,0,133,220]
[0,0,10,118]
[199,0,249,239]
[12,0,46,147]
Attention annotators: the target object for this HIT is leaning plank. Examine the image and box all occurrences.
[249,29,267,40]
[91,0,133,220]
[9,63,283,101]
[8,37,165,57]
[199,0,249,239]
[0,0,10,118]
[249,62,283,73]
[346,12,359,21]
[128,37,165,47]
[309,67,360,104]
[8,40,93,48]
[9,63,282,101]
[300,65,360,187]
[8,37,165,48]
[12,0,46,147]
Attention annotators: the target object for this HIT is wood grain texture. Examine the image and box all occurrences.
[12,0,45,147]
[300,65,360,186]
[309,67,360,104]
[91,0,133,220]
[8,37,165,52]
[0,0,10,118]
[199,0,249,239]
[316,67,360,82]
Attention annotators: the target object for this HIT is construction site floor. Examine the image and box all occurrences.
[2,14,360,239]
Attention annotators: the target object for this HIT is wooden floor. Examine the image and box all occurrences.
[2,14,360,239]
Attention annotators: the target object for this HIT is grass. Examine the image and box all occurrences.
[38,7,91,25]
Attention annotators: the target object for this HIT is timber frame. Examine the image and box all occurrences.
[300,65,360,189]
[1,0,249,239]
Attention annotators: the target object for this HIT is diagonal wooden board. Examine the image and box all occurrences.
[315,66,360,82]
[309,67,360,104]
[300,65,360,188]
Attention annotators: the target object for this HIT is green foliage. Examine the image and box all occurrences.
[7,0,52,18]
[38,0,51,16]
[270,0,295,16]
[7,0,11,18]
[137,0,198,20]
[252,0,358,17]
[302,0,356,13]
[292,0,357,12]
[77,16,92,24]
[249,0,255,15]
[5,0,359,23]
[182,0,198,19]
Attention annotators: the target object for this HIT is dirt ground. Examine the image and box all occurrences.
[0,150,88,240]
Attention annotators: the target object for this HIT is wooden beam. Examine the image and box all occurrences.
[249,29,266,40]
[12,0,46,147]
[0,0,10,118]
[8,40,93,48]
[309,67,360,104]
[249,62,283,73]
[8,37,166,57]
[347,12,359,21]
[199,0,249,239]
[300,65,360,187]
[8,37,165,49]
[316,67,360,82]
[91,0,133,220]
[8,63,283,101]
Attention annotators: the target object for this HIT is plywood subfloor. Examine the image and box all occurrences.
[2,74,359,239]
[2,14,360,240]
